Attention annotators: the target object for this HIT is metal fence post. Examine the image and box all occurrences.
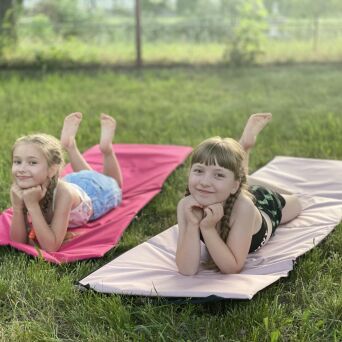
[135,0,142,67]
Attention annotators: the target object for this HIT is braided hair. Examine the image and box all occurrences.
[12,133,64,225]
[186,136,251,269]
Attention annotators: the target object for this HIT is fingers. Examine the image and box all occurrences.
[201,203,224,228]
[203,207,212,216]
[184,195,203,211]
[206,203,224,217]
[11,183,22,192]
[40,184,47,198]
[22,185,46,203]
[187,195,203,207]
[22,185,40,194]
[11,184,24,198]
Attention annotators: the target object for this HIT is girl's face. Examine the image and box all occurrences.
[188,163,240,207]
[12,143,53,189]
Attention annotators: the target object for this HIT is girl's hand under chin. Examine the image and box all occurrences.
[22,185,47,207]
[183,195,204,225]
[10,183,25,209]
[199,203,224,230]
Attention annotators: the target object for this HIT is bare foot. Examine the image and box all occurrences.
[239,113,272,151]
[99,113,116,154]
[60,112,83,149]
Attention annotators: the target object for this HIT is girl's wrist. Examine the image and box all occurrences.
[186,222,200,231]
[200,224,217,233]
[26,203,41,212]
[12,206,24,213]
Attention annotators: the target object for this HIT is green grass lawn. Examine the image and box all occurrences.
[2,37,342,67]
[0,64,341,341]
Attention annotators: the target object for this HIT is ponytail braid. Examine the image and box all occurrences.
[217,165,248,243]
[39,175,58,223]
[218,186,242,242]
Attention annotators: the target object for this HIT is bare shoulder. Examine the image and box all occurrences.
[54,180,75,207]
[234,193,255,214]
[56,179,73,195]
[230,192,257,228]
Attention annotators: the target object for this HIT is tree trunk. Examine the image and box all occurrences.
[0,0,12,34]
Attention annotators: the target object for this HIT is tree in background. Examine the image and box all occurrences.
[176,0,198,15]
[0,0,23,55]
[31,0,89,38]
[224,0,268,65]
[141,0,171,16]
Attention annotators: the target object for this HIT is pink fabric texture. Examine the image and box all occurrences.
[0,144,192,263]
[79,157,342,299]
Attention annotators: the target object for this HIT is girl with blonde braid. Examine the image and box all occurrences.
[176,113,302,275]
[10,112,122,252]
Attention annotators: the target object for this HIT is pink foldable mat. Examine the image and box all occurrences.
[78,157,342,299]
[0,144,192,263]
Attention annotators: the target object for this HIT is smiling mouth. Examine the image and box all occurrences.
[16,176,32,180]
[197,189,214,194]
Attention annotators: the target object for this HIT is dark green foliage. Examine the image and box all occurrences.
[225,0,268,66]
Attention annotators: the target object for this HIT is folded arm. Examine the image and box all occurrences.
[200,198,257,274]
[23,184,73,252]
[175,197,203,276]
[10,184,28,243]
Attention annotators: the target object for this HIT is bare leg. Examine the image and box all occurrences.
[239,113,272,173]
[99,113,123,187]
[238,113,302,222]
[280,194,302,224]
[240,113,293,194]
[61,112,92,172]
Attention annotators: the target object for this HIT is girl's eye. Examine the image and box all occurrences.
[193,168,203,173]
[29,161,37,165]
[216,173,225,178]
[13,160,21,165]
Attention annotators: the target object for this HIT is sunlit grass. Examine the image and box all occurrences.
[2,36,342,66]
[261,37,342,63]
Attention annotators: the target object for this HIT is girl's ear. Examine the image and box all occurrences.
[231,180,240,195]
[48,164,59,179]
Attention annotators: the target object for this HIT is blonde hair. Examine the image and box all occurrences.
[186,136,250,269]
[12,133,64,172]
[12,133,65,223]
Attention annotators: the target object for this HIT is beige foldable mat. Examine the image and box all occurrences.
[78,157,342,299]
